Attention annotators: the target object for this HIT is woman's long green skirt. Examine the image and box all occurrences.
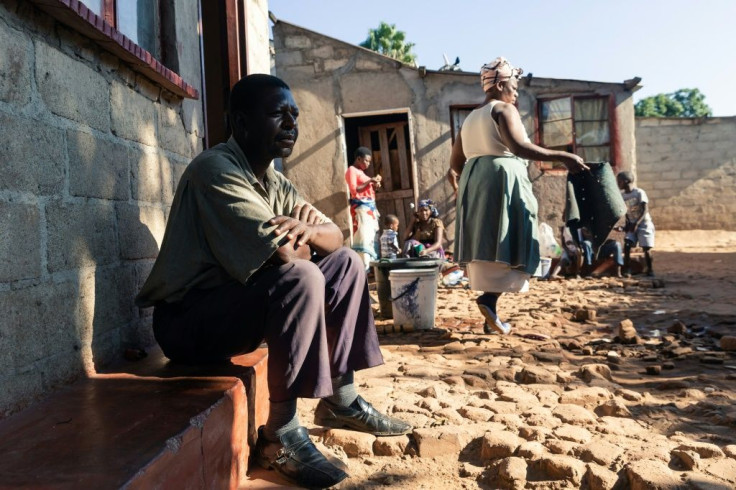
[454,155,540,276]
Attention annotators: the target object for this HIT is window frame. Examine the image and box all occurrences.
[110,0,161,60]
[28,0,198,99]
[536,94,617,171]
[449,104,480,143]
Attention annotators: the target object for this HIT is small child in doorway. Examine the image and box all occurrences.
[379,214,401,259]
[617,171,655,276]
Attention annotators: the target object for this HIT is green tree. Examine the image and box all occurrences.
[359,21,417,65]
[635,88,712,118]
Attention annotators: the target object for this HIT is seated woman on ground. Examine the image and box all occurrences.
[549,225,582,279]
[402,199,445,259]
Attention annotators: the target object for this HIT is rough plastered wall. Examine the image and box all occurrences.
[245,0,271,75]
[272,21,471,240]
[272,20,638,248]
[636,117,736,230]
[272,20,414,236]
[0,0,203,417]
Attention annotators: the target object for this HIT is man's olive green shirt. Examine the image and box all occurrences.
[136,137,326,307]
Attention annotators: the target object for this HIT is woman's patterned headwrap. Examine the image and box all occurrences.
[418,199,439,218]
[481,57,523,92]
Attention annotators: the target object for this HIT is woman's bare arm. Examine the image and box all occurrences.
[495,103,588,173]
[447,132,466,192]
[422,225,444,255]
[356,176,381,192]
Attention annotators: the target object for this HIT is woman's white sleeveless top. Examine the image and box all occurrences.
[461,100,529,159]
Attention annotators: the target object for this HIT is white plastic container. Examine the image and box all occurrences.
[389,268,438,331]
[466,261,530,293]
[539,257,552,278]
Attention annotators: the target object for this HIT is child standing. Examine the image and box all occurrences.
[379,214,401,259]
[617,171,655,276]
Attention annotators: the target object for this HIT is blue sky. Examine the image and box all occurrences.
[268,0,736,116]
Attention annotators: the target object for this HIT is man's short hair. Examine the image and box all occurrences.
[354,146,372,162]
[229,74,290,118]
[383,214,399,227]
[617,170,634,184]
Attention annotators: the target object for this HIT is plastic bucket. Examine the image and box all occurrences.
[371,258,442,318]
[389,268,438,331]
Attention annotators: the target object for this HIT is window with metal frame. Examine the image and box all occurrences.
[538,95,612,170]
[84,0,163,60]
[449,104,479,143]
[28,0,196,98]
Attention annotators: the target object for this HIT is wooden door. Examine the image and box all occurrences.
[358,121,416,241]
[201,0,248,148]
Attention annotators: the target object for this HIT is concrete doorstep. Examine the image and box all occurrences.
[0,347,270,489]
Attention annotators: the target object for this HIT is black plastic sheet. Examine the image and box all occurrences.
[564,162,627,256]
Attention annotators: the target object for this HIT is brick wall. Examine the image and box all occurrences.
[635,117,736,230]
[0,1,203,417]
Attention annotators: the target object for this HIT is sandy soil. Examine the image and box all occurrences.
[258,231,736,489]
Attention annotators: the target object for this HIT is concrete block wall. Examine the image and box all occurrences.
[0,1,203,417]
[246,0,271,75]
[636,117,736,230]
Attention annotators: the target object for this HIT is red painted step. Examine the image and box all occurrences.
[0,376,247,488]
[0,347,270,488]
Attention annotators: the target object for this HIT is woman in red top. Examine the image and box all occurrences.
[345,147,382,269]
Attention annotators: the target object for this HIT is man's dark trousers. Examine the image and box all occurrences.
[152,247,384,402]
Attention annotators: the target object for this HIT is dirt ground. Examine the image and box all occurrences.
[262,230,736,489]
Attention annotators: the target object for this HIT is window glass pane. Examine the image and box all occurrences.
[574,98,608,121]
[117,0,159,57]
[575,121,610,146]
[451,108,474,142]
[542,119,573,147]
[577,146,610,163]
[82,0,103,16]
[541,97,571,122]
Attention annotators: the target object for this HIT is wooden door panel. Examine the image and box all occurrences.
[395,127,411,189]
[402,197,416,245]
[354,120,415,243]
[375,189,413,201]
[377,129,392,191]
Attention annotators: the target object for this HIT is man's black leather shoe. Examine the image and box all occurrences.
[254,426,348,489]
[314,396,413,436]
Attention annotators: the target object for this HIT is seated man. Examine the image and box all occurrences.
[578,226,624,278]
[578,227,595,277]
[594,238,624,277]
[549,226,582,279]
[577,227,624,278]
[135,74,410,489]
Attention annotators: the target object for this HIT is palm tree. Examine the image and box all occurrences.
[359,21,417,66]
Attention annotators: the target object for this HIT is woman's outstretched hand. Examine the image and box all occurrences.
[447,168,459,198]
[559,154,589,174]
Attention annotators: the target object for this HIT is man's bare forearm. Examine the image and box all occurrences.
[269,235,312,264]
[308,223,344,256]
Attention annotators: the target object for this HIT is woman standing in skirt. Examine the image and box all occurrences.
[448,57,587,334]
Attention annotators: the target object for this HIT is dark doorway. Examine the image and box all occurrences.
[344,112,416,241]
[199,0,248,148]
